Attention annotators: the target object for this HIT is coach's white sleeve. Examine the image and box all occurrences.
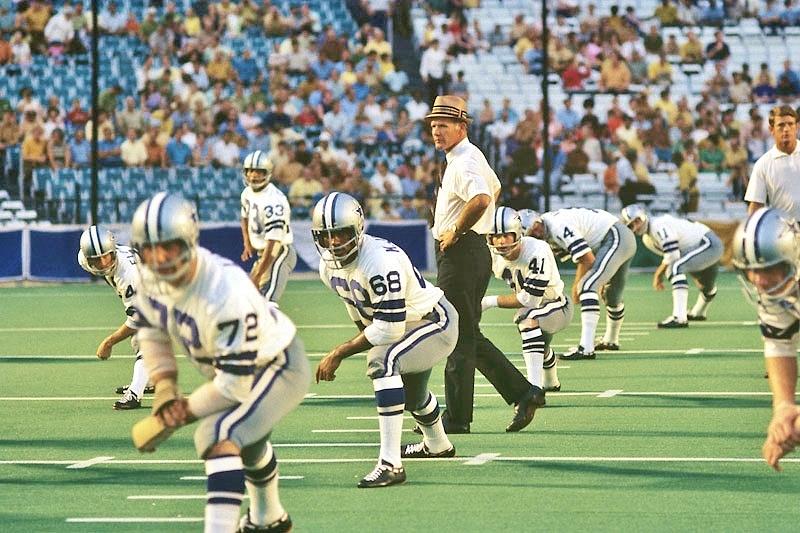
[744,155,768,205]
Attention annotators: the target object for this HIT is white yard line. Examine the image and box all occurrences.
[347,415,412,420]
[311,429,415,433]
[66,456,114,469]
[462,453,500,466]
[597,389,623,398]
[180,475,304,481]
[66,518,204,523]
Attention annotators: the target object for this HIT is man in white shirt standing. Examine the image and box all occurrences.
[420,39,448,105]
[428,95,541,434]
[746,106,800,219]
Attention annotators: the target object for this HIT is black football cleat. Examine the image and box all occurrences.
[358,461,406,488]
[401,442,456,458]
[238,510,292,533]
[506,386,545,432]
[559,345,596,360]
[543,382,561,392]
[687,314,707,321]
[113,391,141,410]
[657,317,689,329]
[594,341,620,351]
[116,385,155,395]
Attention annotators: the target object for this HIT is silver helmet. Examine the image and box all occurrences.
[487,206,523,256]
[517,209,542,234]
[130,192,199,283]
[733,207,800,300]
[620,204,649,236]
[79,225,117,276]
[242,150,273,192]
[311,192,365,267]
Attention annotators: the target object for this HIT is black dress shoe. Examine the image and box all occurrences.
[442,419,470,434]
[506,386,545,432]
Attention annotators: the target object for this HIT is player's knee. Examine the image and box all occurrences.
[205,439,241,459]
[517,318,539,331]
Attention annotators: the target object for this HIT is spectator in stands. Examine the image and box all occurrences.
[46,128,71,170]
[725,134,749,200]
[139,7,159,40]
[643,24,664,55]
[20,0,50,55]
[165,127,193,167]
[206,49,236,84]
[144,127,167,168]
[654,0,680,26]
[42,107,65,139]
[96,126,122,168]
[288,166,322,209]
[753,70,778,103]
[759,0,786,34]
[648,52,674,85]
[664,33,680,56]
[44,5,75,56]
[730,72,752,104]
[98,85,123,116]
[397,195,420,220]
[0,32,11,65]
[64,98,89,130]
[0,109,21,187]
[699,0,725,26]
[676,0,699,25]
[561,56,591,91]
[69,128,90,168]
[120,128,147,167]
[369,160,401,198]
[599,51,631,93]
[744,114,771,162]
[420,39,447,103]
[705,62,731,101]
[99,1,127,35]
[698,132,726,173]
[627,49,648,84]
[9,29,31,67]
[149,24,175,56]
[191,131,212,167]
[676,150,699,213]
[679,31,704,63]
[556,98,580,132]
[21,125,47,203]
[705,30,730,63]
[776,60,800,101]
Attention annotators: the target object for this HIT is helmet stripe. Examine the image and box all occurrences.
[743,208,767,265]
[330,192,340,227]
[255,150,262,168]
[89,225,101,255]
[146,192,168,243]
[500,207,506,233]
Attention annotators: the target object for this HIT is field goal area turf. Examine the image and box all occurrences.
[1,272,799,531]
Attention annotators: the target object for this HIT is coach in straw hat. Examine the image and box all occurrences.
[426,95,540,434]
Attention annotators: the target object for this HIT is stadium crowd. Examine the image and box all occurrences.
[0,0,798,221]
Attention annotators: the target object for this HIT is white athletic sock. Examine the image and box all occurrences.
[129,356,148,398]
[673,287,689,322]
[244,442,285,526]
[691,288,716,317]
[412,391,451,453]
[603,304,625,344]
[204,455,244,533]
[579,291,600,351]
[543,348,560,389]
[373,375,405,467]
[519,326,545,387]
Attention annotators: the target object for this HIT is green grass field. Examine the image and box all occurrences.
[2,272,799,532]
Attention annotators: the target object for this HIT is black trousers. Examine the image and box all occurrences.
[436,231,530,425]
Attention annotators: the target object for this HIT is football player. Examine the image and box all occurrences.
[732,207,800,471]
[528,207,636,360]
[240,150,296,302]
[129,192,310,533]
[77,225,150,410]
[481,207,571,393]
[621,204,722,328]
[312,192,458,489]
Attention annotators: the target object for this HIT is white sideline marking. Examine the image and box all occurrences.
[463,453,500,465]
[67,518,203,523]
[180,475,304,481]
[66,456,114,469]
[129,495,224,500]
[274,443,377,448]
[347,415,412,420]
[311,429,414,433]
[597,389,623,398]
[686,348,704,354]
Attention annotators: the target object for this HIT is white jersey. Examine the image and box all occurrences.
[241,183,293,250]
[542,208,618,262]
[751,282,800,358]
[745,143,800,221]
[491,236,565,309]
[641,214,711,265]
[134,248,296,388]
[320,234,443,346]
[78,245,141,329]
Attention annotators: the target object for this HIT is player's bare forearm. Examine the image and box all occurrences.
[334,331,374,359]
[767,356,798,409]
[498,293,525,308]
[106,323,136,345]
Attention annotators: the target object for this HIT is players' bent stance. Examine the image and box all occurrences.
[312,192,457,488]
[129,193,310,532]
[481,207,571,394]
[529,207,636,360]
[240,150,297,302]
[621,204,722,328]
[78,225,150,410]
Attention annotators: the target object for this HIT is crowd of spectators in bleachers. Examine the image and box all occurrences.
[2,0,799,222]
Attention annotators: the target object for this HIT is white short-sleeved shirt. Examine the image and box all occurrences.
[641,214,712,265]
[752,286,800,358]
[541,208,618,263]
[491,237,565,309]
[745,143,800,220]
[432,137,501,240]
[319,235,443,346]
[241,183,293,250]
[78,245,141,329]
[134,248,296,401]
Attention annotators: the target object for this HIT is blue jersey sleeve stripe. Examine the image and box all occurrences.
[375,299,406,310]
[215,363,256,375]
[373,311,407,322]
[567,239,588,252]
[218,351,258,361]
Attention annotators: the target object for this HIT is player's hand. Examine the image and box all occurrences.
[157,398,191,429]
[316,351,343,383]
[438,230,459,252]
[241,243,254,261]
[571,284,579,304]
[653,274,664,291]
[96,340,113,360]
[767,403,800,447]
[763,434,795,472]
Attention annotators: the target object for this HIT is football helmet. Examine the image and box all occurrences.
[242,150,273,192]
[517,209,541,234]
[732,207,800,301]
[311,192,365,267]
[620,204,649,236]
[130,192,199,284]
[79,225,118,276]
[487,206,523,256]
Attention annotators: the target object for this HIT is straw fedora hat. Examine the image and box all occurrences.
[424,95,473,124]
